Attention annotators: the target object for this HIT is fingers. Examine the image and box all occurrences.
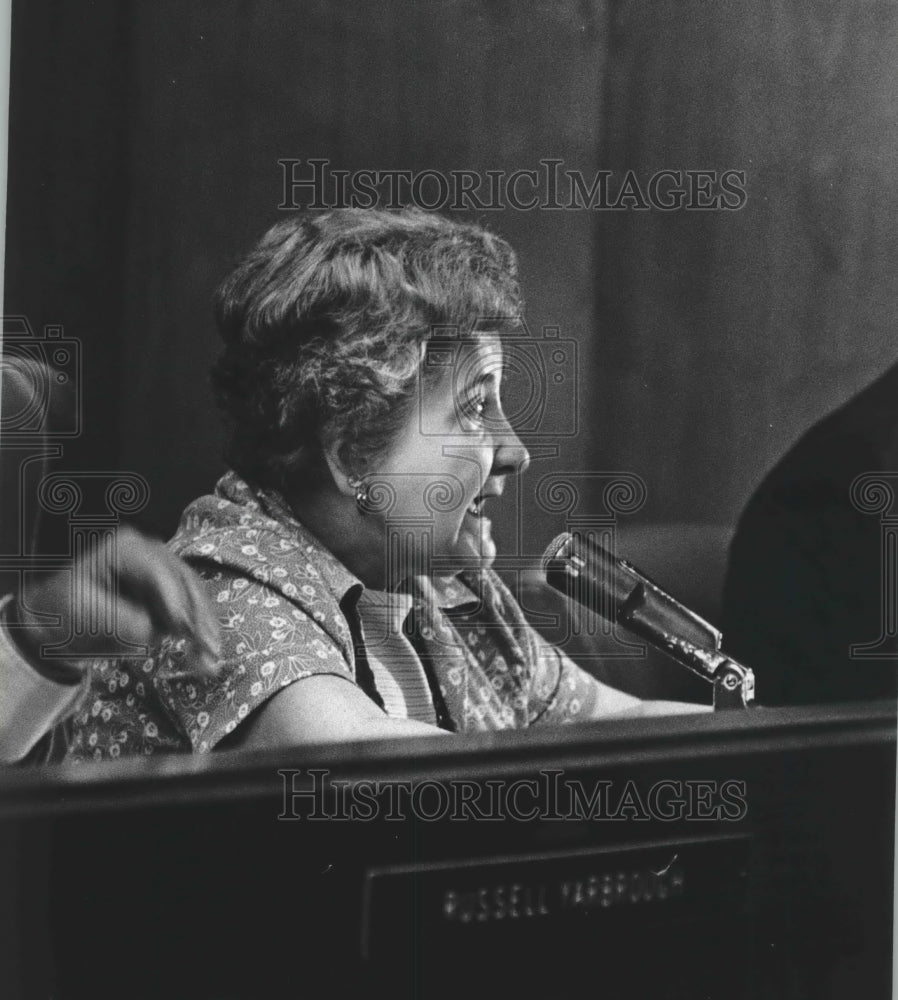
[12,525,223,681]
[93,526,222,676]
[112,527,195,639]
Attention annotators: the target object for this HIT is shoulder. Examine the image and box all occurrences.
[169,471,359,663]
[171,473,306,576]
[746,371,898,515]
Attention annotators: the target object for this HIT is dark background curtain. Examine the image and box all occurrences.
[6,0,898,561]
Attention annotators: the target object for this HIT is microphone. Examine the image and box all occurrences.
[541,532,755,707]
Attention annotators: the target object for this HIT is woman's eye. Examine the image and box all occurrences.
[461,394,487,421]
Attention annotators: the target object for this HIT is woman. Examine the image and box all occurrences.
[66,208,703,760]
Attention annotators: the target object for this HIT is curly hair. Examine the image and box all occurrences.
[211,208,521,493]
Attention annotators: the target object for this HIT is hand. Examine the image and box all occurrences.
[12,525,221,678]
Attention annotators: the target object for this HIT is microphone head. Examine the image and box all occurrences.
[540,532,574,578]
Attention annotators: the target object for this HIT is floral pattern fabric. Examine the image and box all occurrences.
[65,472,609,761]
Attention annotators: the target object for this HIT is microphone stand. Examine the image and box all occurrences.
[612,563,756,710]
[544,541,756,710]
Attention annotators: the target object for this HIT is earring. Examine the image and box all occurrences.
[347,476,370,512]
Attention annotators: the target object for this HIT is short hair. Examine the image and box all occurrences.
[211,208,521,493]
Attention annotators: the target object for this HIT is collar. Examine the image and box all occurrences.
[214,471,363,608]
[356,588,415,632]
[402,572,483,618]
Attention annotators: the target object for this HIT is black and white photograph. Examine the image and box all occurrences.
[0,3,895,997]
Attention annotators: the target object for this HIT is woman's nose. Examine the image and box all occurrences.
[493,423,530,477]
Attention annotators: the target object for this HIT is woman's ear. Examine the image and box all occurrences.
[321,439,363,498]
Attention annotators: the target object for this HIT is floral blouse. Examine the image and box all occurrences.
[64,473,612,761]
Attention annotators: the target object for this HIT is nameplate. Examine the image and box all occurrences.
[361,833,751,961]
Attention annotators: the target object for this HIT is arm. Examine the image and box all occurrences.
[0,594,87,764]
[527,634,710,726]
[230,674,448,751]
[231,660,703,749]
[603,698,713,719]
[154,556,451,752]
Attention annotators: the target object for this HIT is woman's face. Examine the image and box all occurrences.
[371,335,530,577]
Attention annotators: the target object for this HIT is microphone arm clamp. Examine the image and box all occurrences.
[615,568,757,711]
[647,631,757,710]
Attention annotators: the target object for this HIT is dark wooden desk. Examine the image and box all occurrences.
[1,702,895,999]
